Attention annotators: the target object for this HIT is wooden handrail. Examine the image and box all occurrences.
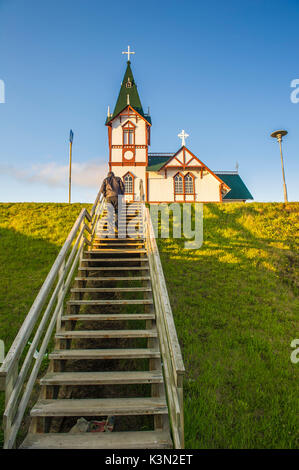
[144,206,185,449]
[0,191,106,448]
[0,208,88,383]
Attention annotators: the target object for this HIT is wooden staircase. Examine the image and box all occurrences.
[20,202,172,449]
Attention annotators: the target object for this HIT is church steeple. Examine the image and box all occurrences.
[106,61,151,124]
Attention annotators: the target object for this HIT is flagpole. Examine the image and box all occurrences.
[68,130,73,204]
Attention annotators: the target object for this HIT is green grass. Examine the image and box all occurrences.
[157,202,299,448]
[0,202,298,448]
[0,203,91,446]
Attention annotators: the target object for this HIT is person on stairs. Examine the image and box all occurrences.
[100,171,125,233]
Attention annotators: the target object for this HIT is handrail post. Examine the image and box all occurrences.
[56,259,66,332]
[3,361,18,447]
[177,375,184,448]
[80,219,86,261]
[144,206,185,449]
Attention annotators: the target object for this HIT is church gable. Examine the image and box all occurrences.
[159,147,230,191]
[162,147,203,169]
[109,105,151,127]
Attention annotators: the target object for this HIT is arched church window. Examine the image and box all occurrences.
[123,121,135,145]
[174,173,184,194]
[185,173,195,194]
[124,172,134,194]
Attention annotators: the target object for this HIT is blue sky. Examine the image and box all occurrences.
[0,0,298,202]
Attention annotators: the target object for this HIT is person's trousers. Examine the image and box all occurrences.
[106,196,119,232]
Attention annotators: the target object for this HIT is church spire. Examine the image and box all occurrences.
[106,60,150,124]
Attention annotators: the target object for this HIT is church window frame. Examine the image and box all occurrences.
[184,172,195,195]
[122,120,135,146]
[174,172,184,195]
[123,171,134,195]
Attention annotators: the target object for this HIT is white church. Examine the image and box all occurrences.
[105,48,253,203]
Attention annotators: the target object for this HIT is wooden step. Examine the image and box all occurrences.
[20,430,172,449]
[99,217,143,221]
[100,218,143,222]
[67,299,152,306]
[96,230,143,235]
[70,287,151,293]
[30,397,168,417]
[99,221,143,226]
[75,276,151,281]
[94,238,144,242]
[61,313,155,321]
[97,226,143,230]
[92,246,144,250]
[93,240,144,244]
[100,216,142,220]
[79,266,149,271]
[40,370,163,386]
[81,258,148,262]
[84,250,145,256]
[49,348,161,360]
[85,251,147,255]
[55,329,158,339]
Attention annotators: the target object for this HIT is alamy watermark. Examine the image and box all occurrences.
[99,198,203,250]
[150,203,203,249]
[0,79,5,103]
[290,79,299,103]
[290,339,299,364]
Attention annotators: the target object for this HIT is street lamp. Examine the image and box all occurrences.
[270,129,288,203]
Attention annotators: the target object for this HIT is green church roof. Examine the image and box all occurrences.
[215,173,253,200]
[146,154,173,171]
[106,61,151,125]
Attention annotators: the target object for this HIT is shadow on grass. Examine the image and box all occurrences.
[0,226,73,447]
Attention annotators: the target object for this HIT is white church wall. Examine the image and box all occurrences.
[134,119,146,145]
[111,117,122,143]
[198,172,220,201]
[112,166,146,201]
[148,173,173,202]
[135,147,147,163]
[147,168,222,202]
[111,115,146,146]
[111,148,122,162]
[110,112,148,165]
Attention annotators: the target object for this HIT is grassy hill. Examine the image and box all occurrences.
[0,202,298,448]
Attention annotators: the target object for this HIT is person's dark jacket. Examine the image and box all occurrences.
[100,174,125,199]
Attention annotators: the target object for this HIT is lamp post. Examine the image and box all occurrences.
[69,129,74,204]
[270,129,288,203]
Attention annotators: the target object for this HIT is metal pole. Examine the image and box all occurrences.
[68,140,72,204]
[278,136,288,203]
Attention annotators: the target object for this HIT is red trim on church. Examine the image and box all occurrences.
[160,146,230,191]
[106,105,152,127]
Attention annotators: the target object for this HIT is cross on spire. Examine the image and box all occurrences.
[122,45,135,62]
[178,129,189,147]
